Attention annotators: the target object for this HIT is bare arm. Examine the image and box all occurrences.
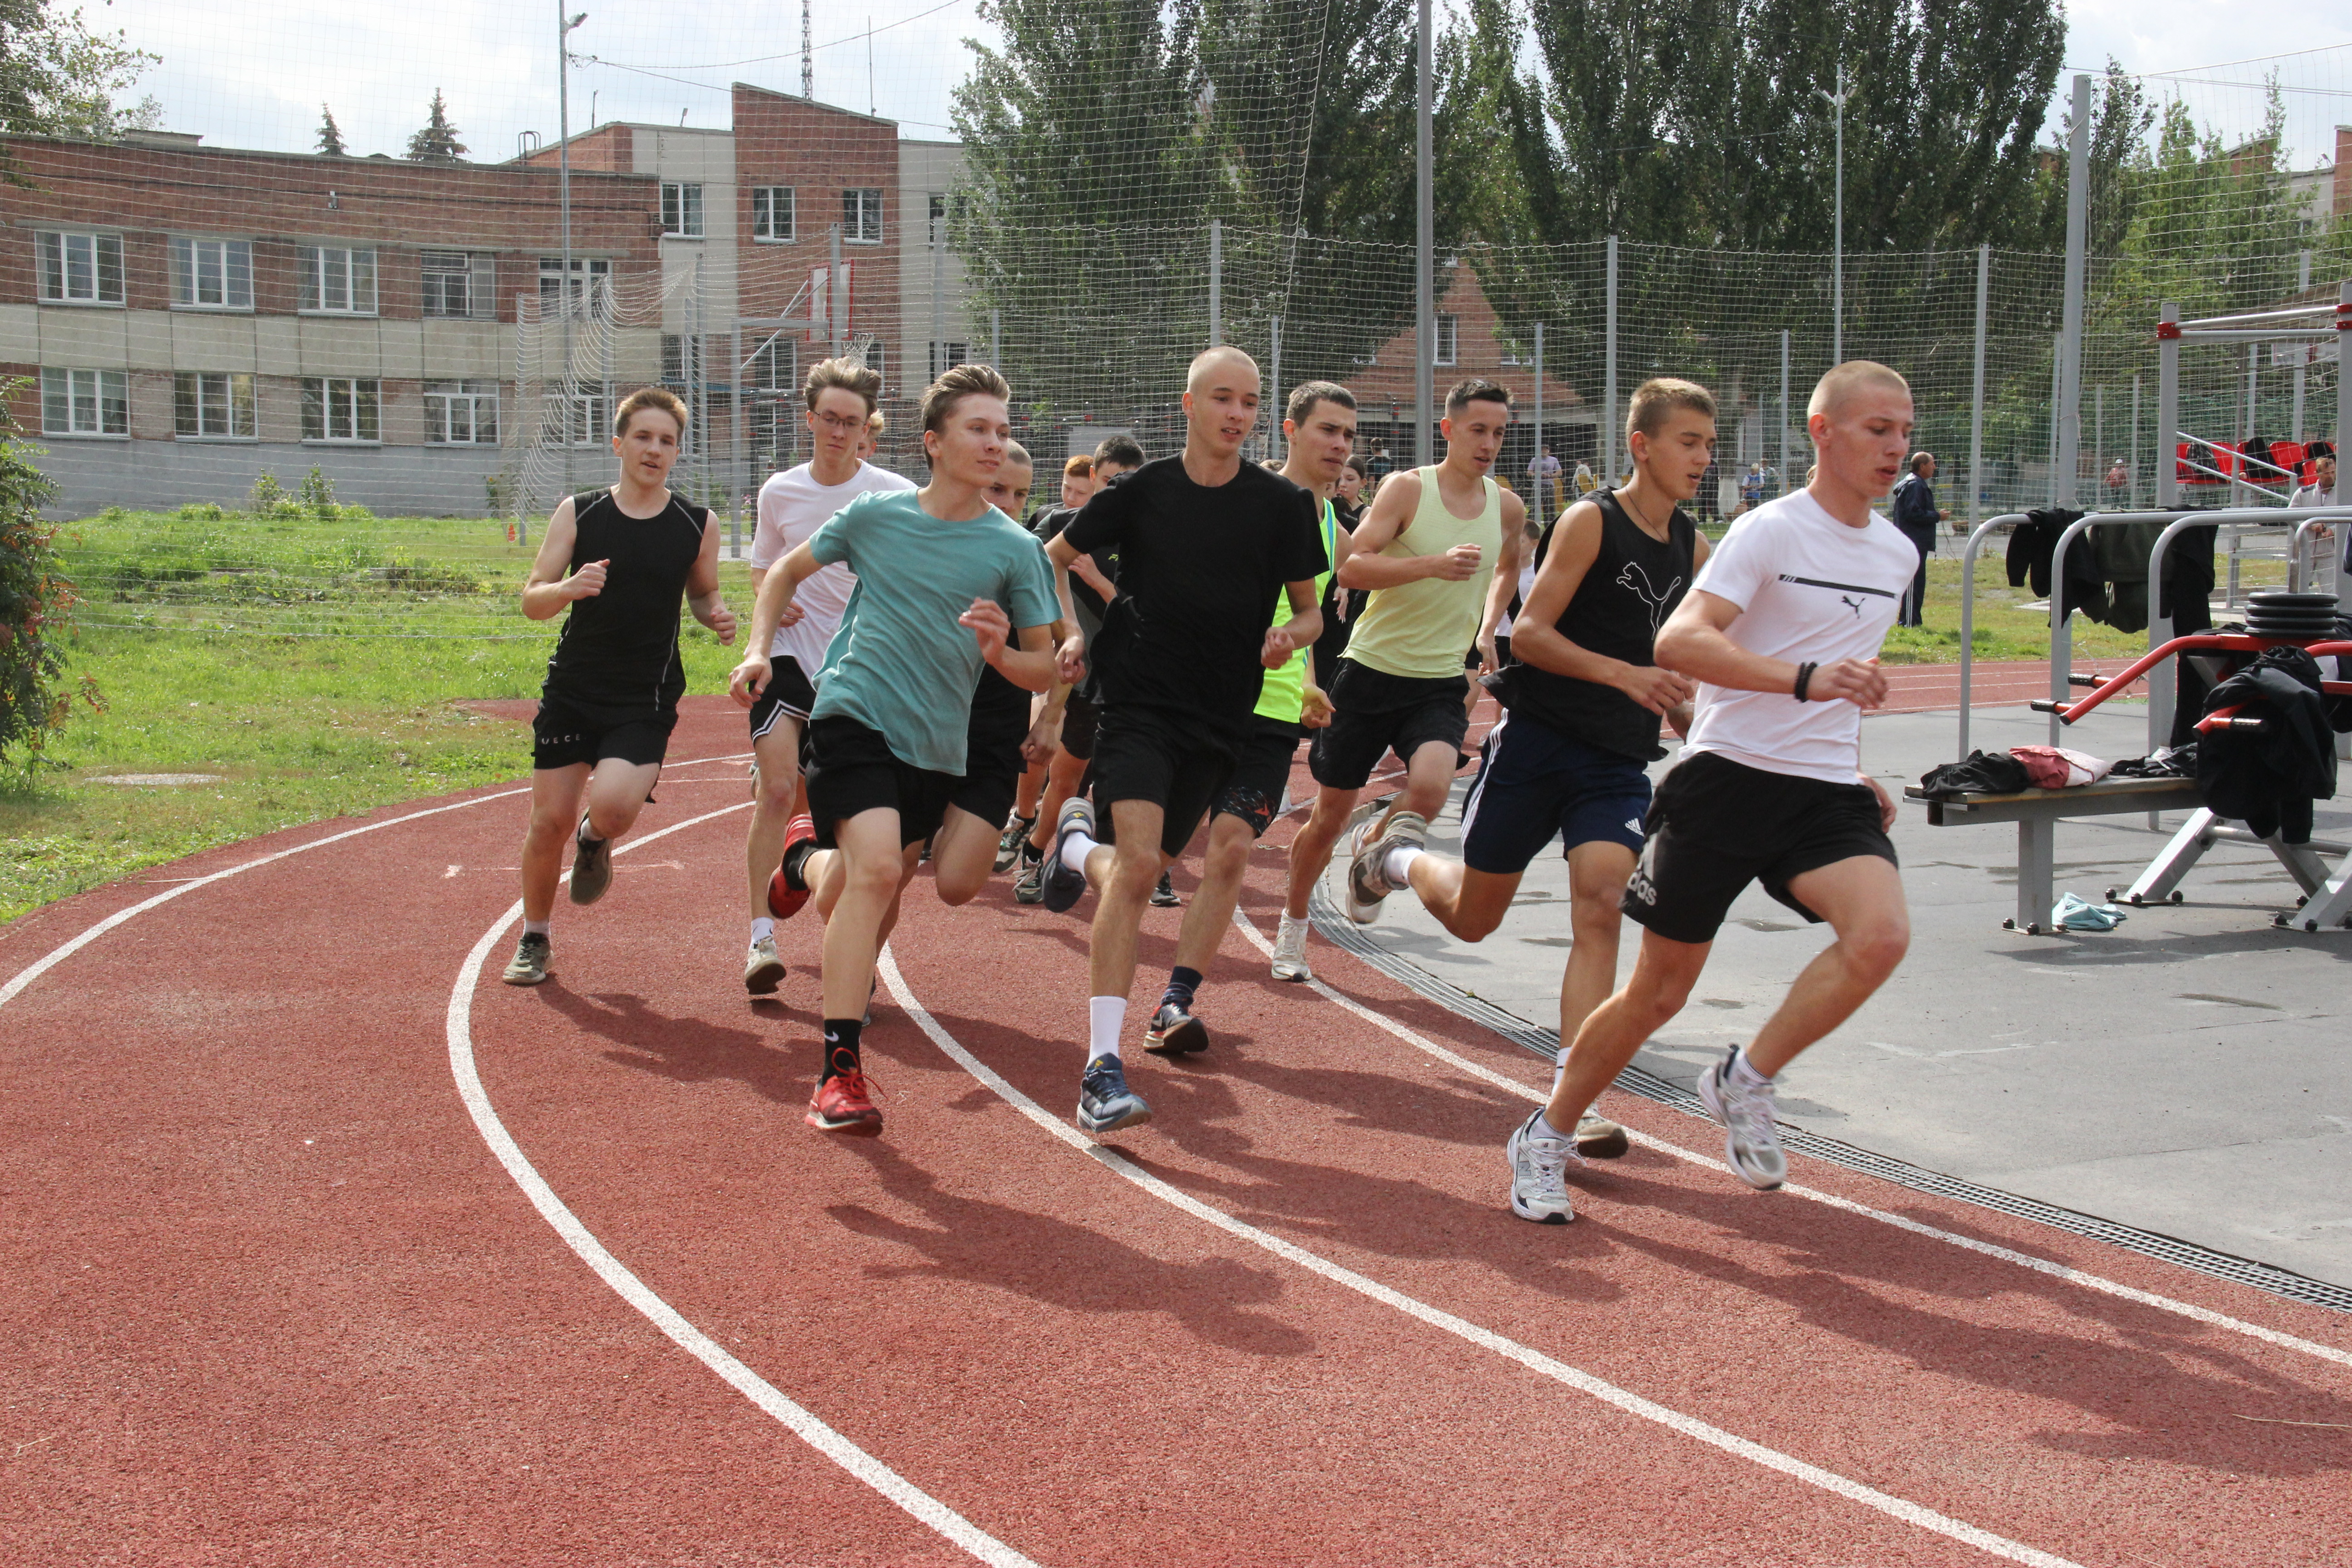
[1653,588,1887,708]
[683,514,736,645]
[1259,578,1324,669]
[1042,533,1090,682]
[1475,492,1529,671]
[1509,502,1697,716]
[1335,471,1482,589]
[519,498,596,621]
[960,607,1060,693]
[724,544,818,704]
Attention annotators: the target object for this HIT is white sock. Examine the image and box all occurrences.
[1060,828,1101,875]
[750,916,774,942]
[1731,1047,1774,1087]
[1088,995,1127,1061]
[1384,845,1424,884]
[524,919,551,937]
[1549,1061,1568,1097]
[1537,1109,1575,1141]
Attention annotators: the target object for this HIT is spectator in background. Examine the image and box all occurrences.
[1759,459,1781,501]
[1336,454,1367,519]
[1367,440,1394,484]
[1528,443,1563,518]
[2290,448,2334,511]
[1573,457,1597,496]
[1888,451,1949,628]
[2104,456,2130,501]
[1739,461,1765,515]
[1060,455,1096,511]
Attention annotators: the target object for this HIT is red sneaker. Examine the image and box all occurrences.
[767,813,817,920]
[806,1070,883,1137]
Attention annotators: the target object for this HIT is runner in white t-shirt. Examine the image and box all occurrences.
[1504,361,1919,1220]
[739,358,916,995]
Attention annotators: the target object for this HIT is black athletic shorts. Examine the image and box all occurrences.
[1214,715,1304,838]
[952,729,1024,835]
[1090,702,1238,858]
[1059,691,1102,762]
[1622,750,1896,945]
[748,657,820,741]
[802,714,960,850]
[532,695,676,772]
[1459,710,1649,873]
[1308,659,1471,791]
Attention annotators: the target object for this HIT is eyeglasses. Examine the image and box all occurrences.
[813,412,865,433]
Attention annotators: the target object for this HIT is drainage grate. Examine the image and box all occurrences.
[1307,885,2352,1317]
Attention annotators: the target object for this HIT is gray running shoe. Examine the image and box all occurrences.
[1695,1047,1788,1190]
[1575,1113,1630,1160]
[502,931,551,986]
[1076,1054,1152,1137]
[1505,1108,1581,1224]
[1150,872,1181,908]
[995,814,1035,873]
[1143,1001,1207,1055]
[1270,912,1313,982]
[1345,809,1428,925]
[568,813,613,906]
[1012,841,1046,905]
[743,935,785,995]
[1041,797,1094,914]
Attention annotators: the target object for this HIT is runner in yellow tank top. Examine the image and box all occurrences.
[1281,378,1527,958]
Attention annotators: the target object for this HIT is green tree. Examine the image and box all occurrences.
[0,387,100,772]
[405,88,466,163]
[316,102,348,157]
[0,0,158,181]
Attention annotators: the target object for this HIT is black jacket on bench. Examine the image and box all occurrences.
[2197,647,2338,843]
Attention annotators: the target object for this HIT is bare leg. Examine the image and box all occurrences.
[1014,751,1049,822]
[1086,799,1172,1001]
[820,809,907,1022]
[1284,785,1359,919]
[1543,927,1710,1132]
[1392,738,1460,825]
[1402,857,1519,942]
[744,719,804,918]
[1558,840,1639,1050]
[929,805,1002,906]
[1028,746,1090,853]
[1171,811,1256,974]
[1743,855,1909,1077]
[581,759,661,843]
[519,764,591,923]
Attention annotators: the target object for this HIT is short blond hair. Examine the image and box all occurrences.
[1627,377,1715,442]
[1186,345,1259,393]
[805,356,883,416]
[920,361,1012,436]
[1808,361,1910,420]
[865,408,887,436]
[614,386,687,437]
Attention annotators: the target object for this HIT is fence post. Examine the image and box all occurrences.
[1779,328,1790,499]
[1414,0,1432,467]
[828,223,843,355]
[1970,244,1988,525]
[2292,250,2312,441]
[2047,334,2062,505]
[730,319,744,557]
[1602,234,1618,489]
[2130,372,2141,507]
[1270,315,1282,436]
[1532,320,1544,517]
[2055,71,2089,507]
[990,308,1000,371]
[1209,217,1223,347]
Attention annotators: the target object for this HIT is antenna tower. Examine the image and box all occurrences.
[801,0,813,98]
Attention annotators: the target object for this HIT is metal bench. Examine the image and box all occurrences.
[1904,776,2202,933]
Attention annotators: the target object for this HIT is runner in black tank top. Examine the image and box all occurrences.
[1363,380,1720,1211]
[500,389,738,988]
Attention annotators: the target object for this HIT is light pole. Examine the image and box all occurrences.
[1413,0,1433,466]
[1817,61,1852,366]
[558,6,588,494]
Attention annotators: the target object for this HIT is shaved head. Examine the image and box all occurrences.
[1186,345,1261,395]
[1808,360,1910,419]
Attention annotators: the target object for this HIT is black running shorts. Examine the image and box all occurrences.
[532,695,676,772]
[1090,702,1237,858]
[1213,715,1304,838]
[802,714,960,850]
[951,730,1024,836]
[1308,659,1470,792]
[748,657,820,741]
[1622,750,1896,945]
[1059,690,1102,762]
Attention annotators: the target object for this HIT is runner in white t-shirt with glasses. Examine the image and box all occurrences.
[1505,360,1919,1222]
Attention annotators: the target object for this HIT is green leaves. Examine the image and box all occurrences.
[0,385,100,771]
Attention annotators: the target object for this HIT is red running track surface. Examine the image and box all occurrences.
[3,696,2345,1567]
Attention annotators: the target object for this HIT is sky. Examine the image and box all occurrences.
[91,0,2352,171]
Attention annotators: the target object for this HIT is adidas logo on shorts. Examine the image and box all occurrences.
[1625,869,1657,905]
[1623,818,1643,838]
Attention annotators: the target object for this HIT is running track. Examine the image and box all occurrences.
[3,697,2345,1566]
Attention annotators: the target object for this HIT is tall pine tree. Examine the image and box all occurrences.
[315,103,347,157]
[404,89,466,163]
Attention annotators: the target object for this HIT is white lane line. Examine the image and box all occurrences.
[875,951,2082,1568]
[1224,911,2352,1371]
[0,749,753,1015]
[447,803,1039,1568]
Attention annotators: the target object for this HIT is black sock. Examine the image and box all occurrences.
[782,836,817,892]
[1161,965,1202,1012]
[821,1019,862,1082]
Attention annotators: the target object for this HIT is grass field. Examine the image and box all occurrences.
[0,507,2225,925]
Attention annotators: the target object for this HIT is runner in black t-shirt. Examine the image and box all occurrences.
[501,387,738,987]
[1036,348,1327,1136]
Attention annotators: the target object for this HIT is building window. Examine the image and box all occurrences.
[842,187,882,244]
[170,238,253,310]
[172,372,256,439]
[422,251,496,319]
[927,341,971,379]
[41,368,128,436]
[424,379,499,444]
[539,256,610,314]
[299,246,378,314]
[567,391,612,446]
[302,377,380,442]
[661,333,702,390]
[36,231,125,305]
[748,336,794,391]
[1433,314,1459,368]
[661,181,705,238]
[751,186,795,242]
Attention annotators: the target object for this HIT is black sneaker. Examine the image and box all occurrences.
[1076,1054,1152,1137]
[568,813,613,906]
[501,931,551,986]
[1143,1001,1208,1056]
[996,814,1035,873]
[1041,797,1094,914]
[1150,871,1181,908]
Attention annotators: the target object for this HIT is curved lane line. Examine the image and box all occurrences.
[875,950,2084,1568]
[446,802,1042,1568]
[1223,911,2352,1370]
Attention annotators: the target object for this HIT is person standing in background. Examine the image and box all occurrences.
[1888,451,1947,629]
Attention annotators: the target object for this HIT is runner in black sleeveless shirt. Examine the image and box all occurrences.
[501,387,738,986]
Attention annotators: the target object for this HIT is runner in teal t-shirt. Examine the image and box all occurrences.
[728,364,1061,1142]
[1141,380,1358,1056]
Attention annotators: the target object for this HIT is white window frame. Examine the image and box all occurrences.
[36,230,125,306]
[421,251,497,320]
[170,238,254,311]
[661,181,705,239]
[751,186,795,243]
[1433,314,1459,368]
[172,371,257,441]
[927,340,971,380]
[298,245,378,315]
[539,256,611,314]
[41,368,128,437]
[302,377,380,443]
[423,379,500,445]
[842,188,883,245]
[568,390,612,447]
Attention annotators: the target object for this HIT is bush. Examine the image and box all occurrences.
[0,387,102,770]
[176,502,226,522]
[248,470,289,513]
[298,466,337,515]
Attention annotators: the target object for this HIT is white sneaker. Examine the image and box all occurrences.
[743,935,785,995]
[1695,1047,1788,1191]
[1271,912,1313,982]
[1345,809,1428,925]
[1505,1108,1581,1224]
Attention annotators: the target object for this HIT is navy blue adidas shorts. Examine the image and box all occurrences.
[1459,710,1651,874]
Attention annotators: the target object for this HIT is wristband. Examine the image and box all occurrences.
[1793,662,1817,702]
